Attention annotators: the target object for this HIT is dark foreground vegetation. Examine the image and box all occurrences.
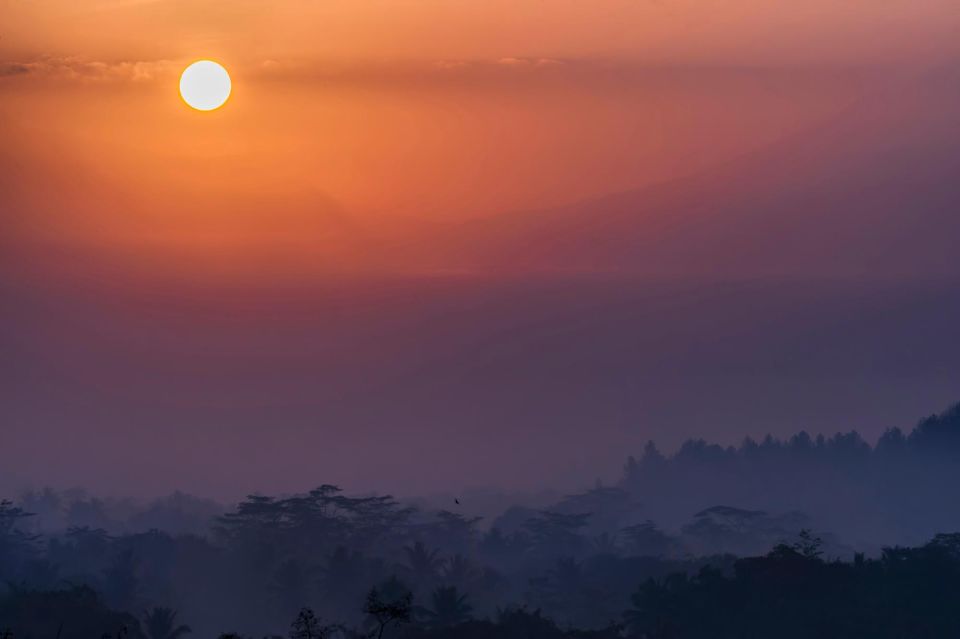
[5,533,960,638]
[3,402,960,637]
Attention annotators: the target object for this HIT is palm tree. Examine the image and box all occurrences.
[592,532,620,556]
[402,541,444,587]
[142,607,191,639]
[440,554,478,588]
[423,586,472,628]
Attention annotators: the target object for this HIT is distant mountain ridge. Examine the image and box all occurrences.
[425,77,960,279]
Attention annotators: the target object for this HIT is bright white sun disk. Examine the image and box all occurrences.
[179,60,231,111]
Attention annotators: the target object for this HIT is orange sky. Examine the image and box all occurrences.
[3,0,959,65]
[10,0,952,275]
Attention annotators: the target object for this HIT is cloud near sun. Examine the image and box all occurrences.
[0,55,580,87]
[3,0,959,88]
[0,57,179,82]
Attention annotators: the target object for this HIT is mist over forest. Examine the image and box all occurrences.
[4,401,960,637]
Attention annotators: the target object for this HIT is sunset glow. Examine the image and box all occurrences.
[1,0,959,505]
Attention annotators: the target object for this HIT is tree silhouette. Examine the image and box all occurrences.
[422,586,472,628]
[142,608,191,639]
[621,521,673,557]
[0,500,39,582]
[288,608,333,639]
[591,532,620,556]
[102,549,139,612]
[364,586,412,639]
[439,554,478,589]
[524,512,591,557]
[0,586,145,639]
[791,529,824,559]
[402,541,444,586]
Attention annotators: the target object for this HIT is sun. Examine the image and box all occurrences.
[179,60,231,111]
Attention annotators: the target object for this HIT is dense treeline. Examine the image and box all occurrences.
[2,402,960,637]
[0,487,738,636]
[621,532,960,639]
[621,402,960,547]
[5,532,960,638]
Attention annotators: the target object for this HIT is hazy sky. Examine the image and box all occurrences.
[2,0,959,498]
[3,0,959,64]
